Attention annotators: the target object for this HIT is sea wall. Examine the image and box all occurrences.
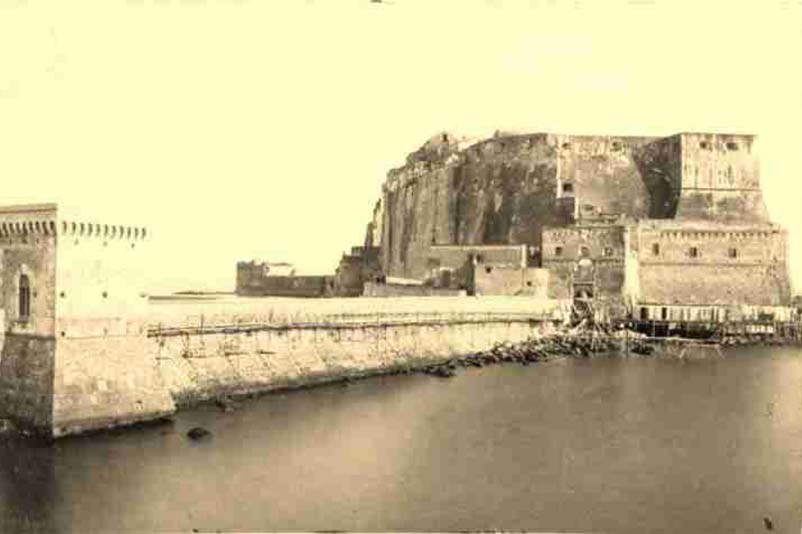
[151,313,557,405]
[51,316,175,438]
[3,296,563,437]
[146,296,562,406]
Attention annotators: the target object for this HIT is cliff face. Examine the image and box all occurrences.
[379,132,674,280]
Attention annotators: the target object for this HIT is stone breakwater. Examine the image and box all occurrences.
[412,330,654,378]
[151,317,562,408]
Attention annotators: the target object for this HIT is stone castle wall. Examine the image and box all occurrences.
[634,222,791,306]
[473,266,549,297]
[676,133,768,222]
[375,131,779,296]
[541,225,627,301]
[0,205,59,432]
[149,306,558,406]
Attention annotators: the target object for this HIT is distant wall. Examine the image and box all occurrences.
[473,266,549,297]
[362,282,466,297]
[236,271,333,298]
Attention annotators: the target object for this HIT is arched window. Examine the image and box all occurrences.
[19,274,31,321]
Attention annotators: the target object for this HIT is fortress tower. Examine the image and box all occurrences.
[0,203,175,437]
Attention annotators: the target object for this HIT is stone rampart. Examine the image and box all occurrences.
[149,307,559,406]
[3,296,564,437]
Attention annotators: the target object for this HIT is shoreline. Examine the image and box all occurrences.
[3,327,800,442]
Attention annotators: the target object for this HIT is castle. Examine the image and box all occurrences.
[342,131,793,322]
[0,132,795,438]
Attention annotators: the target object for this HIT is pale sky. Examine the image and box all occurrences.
[1,0,800,294]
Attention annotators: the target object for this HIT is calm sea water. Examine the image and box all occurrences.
[2,346,802,533]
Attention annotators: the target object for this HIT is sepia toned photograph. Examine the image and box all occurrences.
[1,0,801,532]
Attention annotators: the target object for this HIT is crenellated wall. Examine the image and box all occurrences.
[634,221,791,306]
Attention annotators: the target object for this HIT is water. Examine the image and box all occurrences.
[2,346,802,533]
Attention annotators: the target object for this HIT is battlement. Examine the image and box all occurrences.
[0,203,148,242]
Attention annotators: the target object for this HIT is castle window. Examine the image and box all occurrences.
[728,248,738,259]
[603,247,613,257]
[562,182,574,194]
[485,266,493,274]
[652,243,660,256]
[554,246,563,257]
[726,142,739,151]
[580,246,590,257]
[689,246,699,258]
[700,141,709,150]
[19,274,30,321]
[526,281,533,287]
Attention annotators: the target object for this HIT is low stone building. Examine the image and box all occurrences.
[236,261,333,298]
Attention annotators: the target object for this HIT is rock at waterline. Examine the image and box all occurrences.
[187,427,212,440]
[214,396,237,413]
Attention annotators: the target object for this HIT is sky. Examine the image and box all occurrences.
[0,0,800,294]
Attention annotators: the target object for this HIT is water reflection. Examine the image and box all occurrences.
[0,437,57,533]
[0,347,801,533]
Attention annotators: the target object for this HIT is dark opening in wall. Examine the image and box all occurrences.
[728,248,738,258]
[485,266,493,274]
[562,182,574,194]
[700,141,710,150]
[603,247,613,257]
[689,246,699,258]
[580,246,590,257]
[652,243,660,256]
[561,142,571,149]
[18,274,30,321]
[661,307,668,320]
[526,281,533,287]
[726,142,739,151]
[555,246,563,257]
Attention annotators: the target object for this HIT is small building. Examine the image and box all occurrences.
[235,260,333,298]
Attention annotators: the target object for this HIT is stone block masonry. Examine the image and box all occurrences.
[2,292,563,437]
[150,299,561,407]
